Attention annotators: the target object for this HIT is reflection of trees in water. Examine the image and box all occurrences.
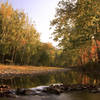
[0,74,52,88]
[81,71,100,85]
[0,70,100,88]
[57,71,100,85]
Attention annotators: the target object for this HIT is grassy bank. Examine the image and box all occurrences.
[0,64,64,77]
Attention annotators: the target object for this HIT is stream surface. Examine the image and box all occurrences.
[0,69,100,100]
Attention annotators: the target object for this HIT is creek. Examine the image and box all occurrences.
[0,69,100,100]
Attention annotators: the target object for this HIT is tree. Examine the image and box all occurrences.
[51,0,100,65]
[0,2,40,65]
[31,42,56,66]
[75,0,100,63]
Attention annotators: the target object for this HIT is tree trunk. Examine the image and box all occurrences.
[94,39,100,63]
[11,47,16,64]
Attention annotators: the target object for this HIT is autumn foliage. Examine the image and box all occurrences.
[0,2,58,67]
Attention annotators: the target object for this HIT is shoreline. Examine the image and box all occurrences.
[0,64,71,79]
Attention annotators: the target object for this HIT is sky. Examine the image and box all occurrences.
[2,0,60,46]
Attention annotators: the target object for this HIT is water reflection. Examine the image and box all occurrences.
[0,92,100,100]
[0,70,100,89]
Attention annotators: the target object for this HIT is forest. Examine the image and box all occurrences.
[0,0,100,68]
[0,0,100,99]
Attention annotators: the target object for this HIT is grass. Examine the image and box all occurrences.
[0,64,63,75]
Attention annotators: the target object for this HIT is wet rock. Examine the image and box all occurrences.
[44,84,100,94]
[1,84,100,97]
[0,85,18,98]
[16,88,25,95]
[16,88,41,95]
[97,88,100,92]
[24,89,37,95]
[63,84,98,92]
[0,85,10,92]
[46,87,61,95]
[43,84,64,95]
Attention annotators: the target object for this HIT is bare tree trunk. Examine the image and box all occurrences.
[2,54,5,63]
[96,45,100,63]
[94,39,100,63]
[11,47,16,64]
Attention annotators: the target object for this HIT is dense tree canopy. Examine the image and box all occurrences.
[51,0,100,66]
[1,1,100,67]
[0,2,59,66]
[0,2,40,64]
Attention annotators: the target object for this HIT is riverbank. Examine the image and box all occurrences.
[0,64,67,78]
[0,65,100,99]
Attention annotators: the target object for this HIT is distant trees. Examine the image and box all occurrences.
[30,42,56,66]
[0,2,40,65]
[0,2,59,67]
[51,0,100,66]
[2,1,100,67]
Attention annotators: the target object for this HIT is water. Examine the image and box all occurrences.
[1,93,100,100]
[0,69,100,100]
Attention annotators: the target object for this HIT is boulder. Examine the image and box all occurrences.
[0,85,17,98]
[24,89,37,95]
[16,88,25,95]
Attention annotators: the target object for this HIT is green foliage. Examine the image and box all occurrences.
[51,0,100,66]
[0,2,57,66]
[0,1,60,67]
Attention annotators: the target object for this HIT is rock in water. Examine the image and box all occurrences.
[16,88,25,95]
[0,85,17,98]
